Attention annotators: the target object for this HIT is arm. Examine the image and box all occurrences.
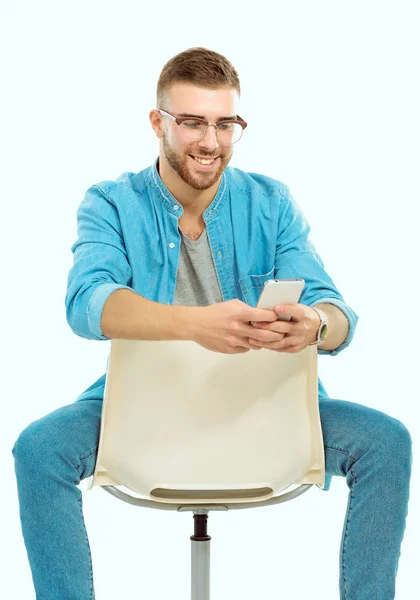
[274,184,358,356]
[100,288,198,340]
[65,184,198,341]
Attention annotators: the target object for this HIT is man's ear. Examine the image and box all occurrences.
[149,109,163,139]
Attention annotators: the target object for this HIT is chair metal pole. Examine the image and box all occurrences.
[191,511,211,600]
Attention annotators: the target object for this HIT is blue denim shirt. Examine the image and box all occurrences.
[65,160,358,410]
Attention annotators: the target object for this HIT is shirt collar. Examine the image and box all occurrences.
[145,157,228,221]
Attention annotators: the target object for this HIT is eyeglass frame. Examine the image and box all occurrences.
[157,108,248,145]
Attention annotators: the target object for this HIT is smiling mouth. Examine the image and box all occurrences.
[190,155,220,165]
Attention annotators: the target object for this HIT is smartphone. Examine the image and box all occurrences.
[254,278,305,321]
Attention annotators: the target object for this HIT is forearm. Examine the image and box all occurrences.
[314,303,350,351]
[100,289,198,341]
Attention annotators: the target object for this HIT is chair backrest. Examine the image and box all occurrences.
[89,340,325,504]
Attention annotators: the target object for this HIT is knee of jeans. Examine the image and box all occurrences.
[12,420,46,464]
[380,415,412,462]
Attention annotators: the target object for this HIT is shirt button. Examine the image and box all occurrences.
[169,242,175,248]
[218,251,222,259]
[173,205,179,211]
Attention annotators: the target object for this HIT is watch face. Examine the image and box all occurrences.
[320,323,328,341]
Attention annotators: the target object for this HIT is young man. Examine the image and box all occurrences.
[13,47,412,599]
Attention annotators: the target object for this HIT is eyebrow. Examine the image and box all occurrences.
[177,112,238,121]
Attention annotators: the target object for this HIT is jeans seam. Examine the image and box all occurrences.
[342,468,358,599]
[326,444,359,599]
[77,493,95,600]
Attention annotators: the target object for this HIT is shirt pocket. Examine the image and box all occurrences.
[239,265,275,306]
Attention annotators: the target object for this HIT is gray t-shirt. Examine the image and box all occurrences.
[174,227,223,307]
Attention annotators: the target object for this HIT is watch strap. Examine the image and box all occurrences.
[309,307,328,346]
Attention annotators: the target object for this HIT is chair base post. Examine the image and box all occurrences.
[191,511,211,600]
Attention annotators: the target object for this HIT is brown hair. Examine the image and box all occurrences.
[157,47,241,106]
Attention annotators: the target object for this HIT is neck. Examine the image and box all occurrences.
[157,153,221,218]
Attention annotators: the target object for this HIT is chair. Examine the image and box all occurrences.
[86,339,325,599]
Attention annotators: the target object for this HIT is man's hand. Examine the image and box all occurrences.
[188,299,320,355]
[189,299,283,354]
[248,303,320,353]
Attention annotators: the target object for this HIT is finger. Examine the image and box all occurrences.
[242,339,260,350]
[248,337,273,345]
[248,307,278,323]
[248,329,286,343]
[248,336,286,349]
[245,321,291,341]
[254,335,302,350]
[275,336,306,352]
[274,303,305,321]
[250,321,293,334]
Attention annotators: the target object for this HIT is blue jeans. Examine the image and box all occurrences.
[12,397,412,599]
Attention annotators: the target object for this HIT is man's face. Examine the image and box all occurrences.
[159,83,239,191]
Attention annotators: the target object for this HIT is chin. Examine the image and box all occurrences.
[187,156,232,190]
[162,137,232,190]
[184,169,224,191]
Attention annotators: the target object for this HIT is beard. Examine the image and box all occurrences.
[162,134,232,191]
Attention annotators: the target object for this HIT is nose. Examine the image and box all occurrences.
[198,124,219,152]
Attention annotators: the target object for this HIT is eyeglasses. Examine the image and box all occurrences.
[158,109,247,146]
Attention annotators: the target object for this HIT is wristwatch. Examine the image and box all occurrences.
[309,307,328,346]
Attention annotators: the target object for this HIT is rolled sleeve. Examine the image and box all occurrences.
[86,282,133,340]
[274,186,358,357]
[65,185,134,341]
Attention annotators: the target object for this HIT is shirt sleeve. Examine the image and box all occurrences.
[274,186,359,356]
[65,185,134,341]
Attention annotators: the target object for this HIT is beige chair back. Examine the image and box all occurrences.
[89,340,325,504]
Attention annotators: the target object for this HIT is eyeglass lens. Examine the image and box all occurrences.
[179,120,243,145]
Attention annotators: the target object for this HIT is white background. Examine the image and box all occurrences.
[1,1,419,598]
